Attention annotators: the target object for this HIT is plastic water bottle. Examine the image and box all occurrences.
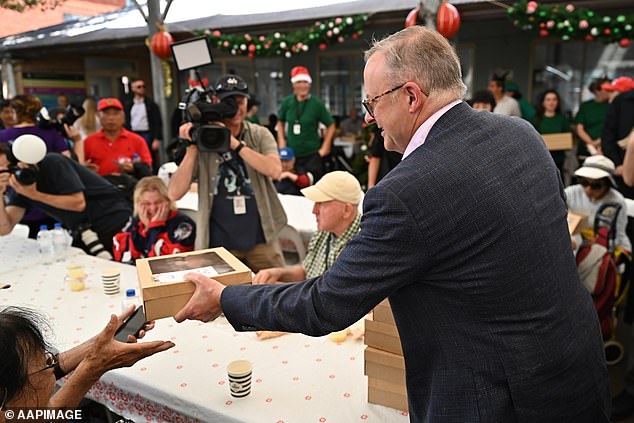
[52,223,69,262]
[121,288,141,313]
[36,225,54,264]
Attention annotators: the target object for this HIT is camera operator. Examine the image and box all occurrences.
[168,74,287,272]
[0,140,132,258]
[0,95,79,237]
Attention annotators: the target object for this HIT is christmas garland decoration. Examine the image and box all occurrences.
[198,14,368,58]
[507,0,633,47]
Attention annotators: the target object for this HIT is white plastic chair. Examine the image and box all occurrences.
[279,224,307,262]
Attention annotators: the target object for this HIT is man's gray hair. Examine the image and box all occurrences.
[365,26,467,100]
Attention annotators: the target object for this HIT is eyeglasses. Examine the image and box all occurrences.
[29,351,58,375]
[579,178,607,190]
[362,83,405,118]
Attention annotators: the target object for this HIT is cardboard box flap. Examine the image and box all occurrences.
[365,346,406,370]
[365,319,399,337]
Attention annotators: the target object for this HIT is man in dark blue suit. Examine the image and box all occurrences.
[175,26,609,422]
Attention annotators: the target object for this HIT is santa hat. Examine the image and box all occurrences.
[290,66,312,84]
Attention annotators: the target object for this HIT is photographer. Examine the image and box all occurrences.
[168,74,287,272]
[0,95,79,237]
[0,140,131,258]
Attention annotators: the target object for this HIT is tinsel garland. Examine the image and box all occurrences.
[507,0,633,47]
[198,14,368,58]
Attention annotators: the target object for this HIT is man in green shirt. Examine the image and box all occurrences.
[277,66,335,181]
[252,171,362,284]
[575,78,611,158]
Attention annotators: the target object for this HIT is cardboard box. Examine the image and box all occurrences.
[373,299,396,325]
[367,378,409,411]
[567,212,587,236]
[542,133,573,151]
[365,319,403,355]
[137,247,252,320]
[364,346,406,384]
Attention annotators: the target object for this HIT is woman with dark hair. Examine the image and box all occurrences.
[0,306,173,410]
[531,89,571,179]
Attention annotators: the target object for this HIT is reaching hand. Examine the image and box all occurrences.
[0,170,10,194]
[83,312,174,374]
[174,272,226,323]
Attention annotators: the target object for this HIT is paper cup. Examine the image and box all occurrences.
[227,360,252,398]
[101,268,120,295]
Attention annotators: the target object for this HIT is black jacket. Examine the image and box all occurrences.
[123,96,163,141]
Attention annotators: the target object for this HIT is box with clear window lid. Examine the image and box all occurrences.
[136,247,251,320]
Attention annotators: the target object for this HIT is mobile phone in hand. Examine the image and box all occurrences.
[115,306,146,343]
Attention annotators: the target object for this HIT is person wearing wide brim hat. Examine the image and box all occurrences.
[275,66,335,181]
[565,155,631,253]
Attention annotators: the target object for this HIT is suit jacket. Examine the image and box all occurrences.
[601,90,634,198]
[222,102,609,422]
[124,96,163,141]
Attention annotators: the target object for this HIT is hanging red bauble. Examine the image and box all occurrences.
[539,29,549,37]
[151,31,174,59]
[405,6,420,28]
[248,52,255,58]
[620,38,631,48]
[248,44,256,52]
[604,29,611,35]
[437,1,461,39]
[585,35,594,41]
[319,43,327,50]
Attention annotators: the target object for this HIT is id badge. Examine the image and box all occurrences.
[233,195,246,215]
[293,123,301,135]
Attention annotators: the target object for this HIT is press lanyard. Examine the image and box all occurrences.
[294,98,307,123]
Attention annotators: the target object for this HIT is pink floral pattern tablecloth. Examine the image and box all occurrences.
[0,236,408,423]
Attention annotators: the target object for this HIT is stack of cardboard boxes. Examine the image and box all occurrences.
[364,299,408,411]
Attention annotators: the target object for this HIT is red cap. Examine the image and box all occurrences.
[290,66,312,84]
[97,98,124,111]
[601,77,634,93]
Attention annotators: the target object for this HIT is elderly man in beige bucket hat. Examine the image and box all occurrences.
[253,171,363,284]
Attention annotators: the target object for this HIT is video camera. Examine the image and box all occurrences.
[0,165,37,186]
[36,104,85,139]
[171,36,235,154]
[178,88,235,153]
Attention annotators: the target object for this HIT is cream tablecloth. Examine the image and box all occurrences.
[0,236,408,423]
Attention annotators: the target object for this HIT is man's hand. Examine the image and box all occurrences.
[252,268,283,285]
[174,272,226,323]
[82,312,174,374]
[64,124,81,143]
[0,170,10,194]
[151,139,160,151]
[179,122,194,140]
[85,159,99,173]
[318,145,331,157]
[9,175,38,199]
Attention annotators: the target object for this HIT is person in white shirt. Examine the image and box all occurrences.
[565,155,631,253]
[488,75,521,117]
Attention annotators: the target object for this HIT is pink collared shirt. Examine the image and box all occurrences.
[402,99,462,159]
